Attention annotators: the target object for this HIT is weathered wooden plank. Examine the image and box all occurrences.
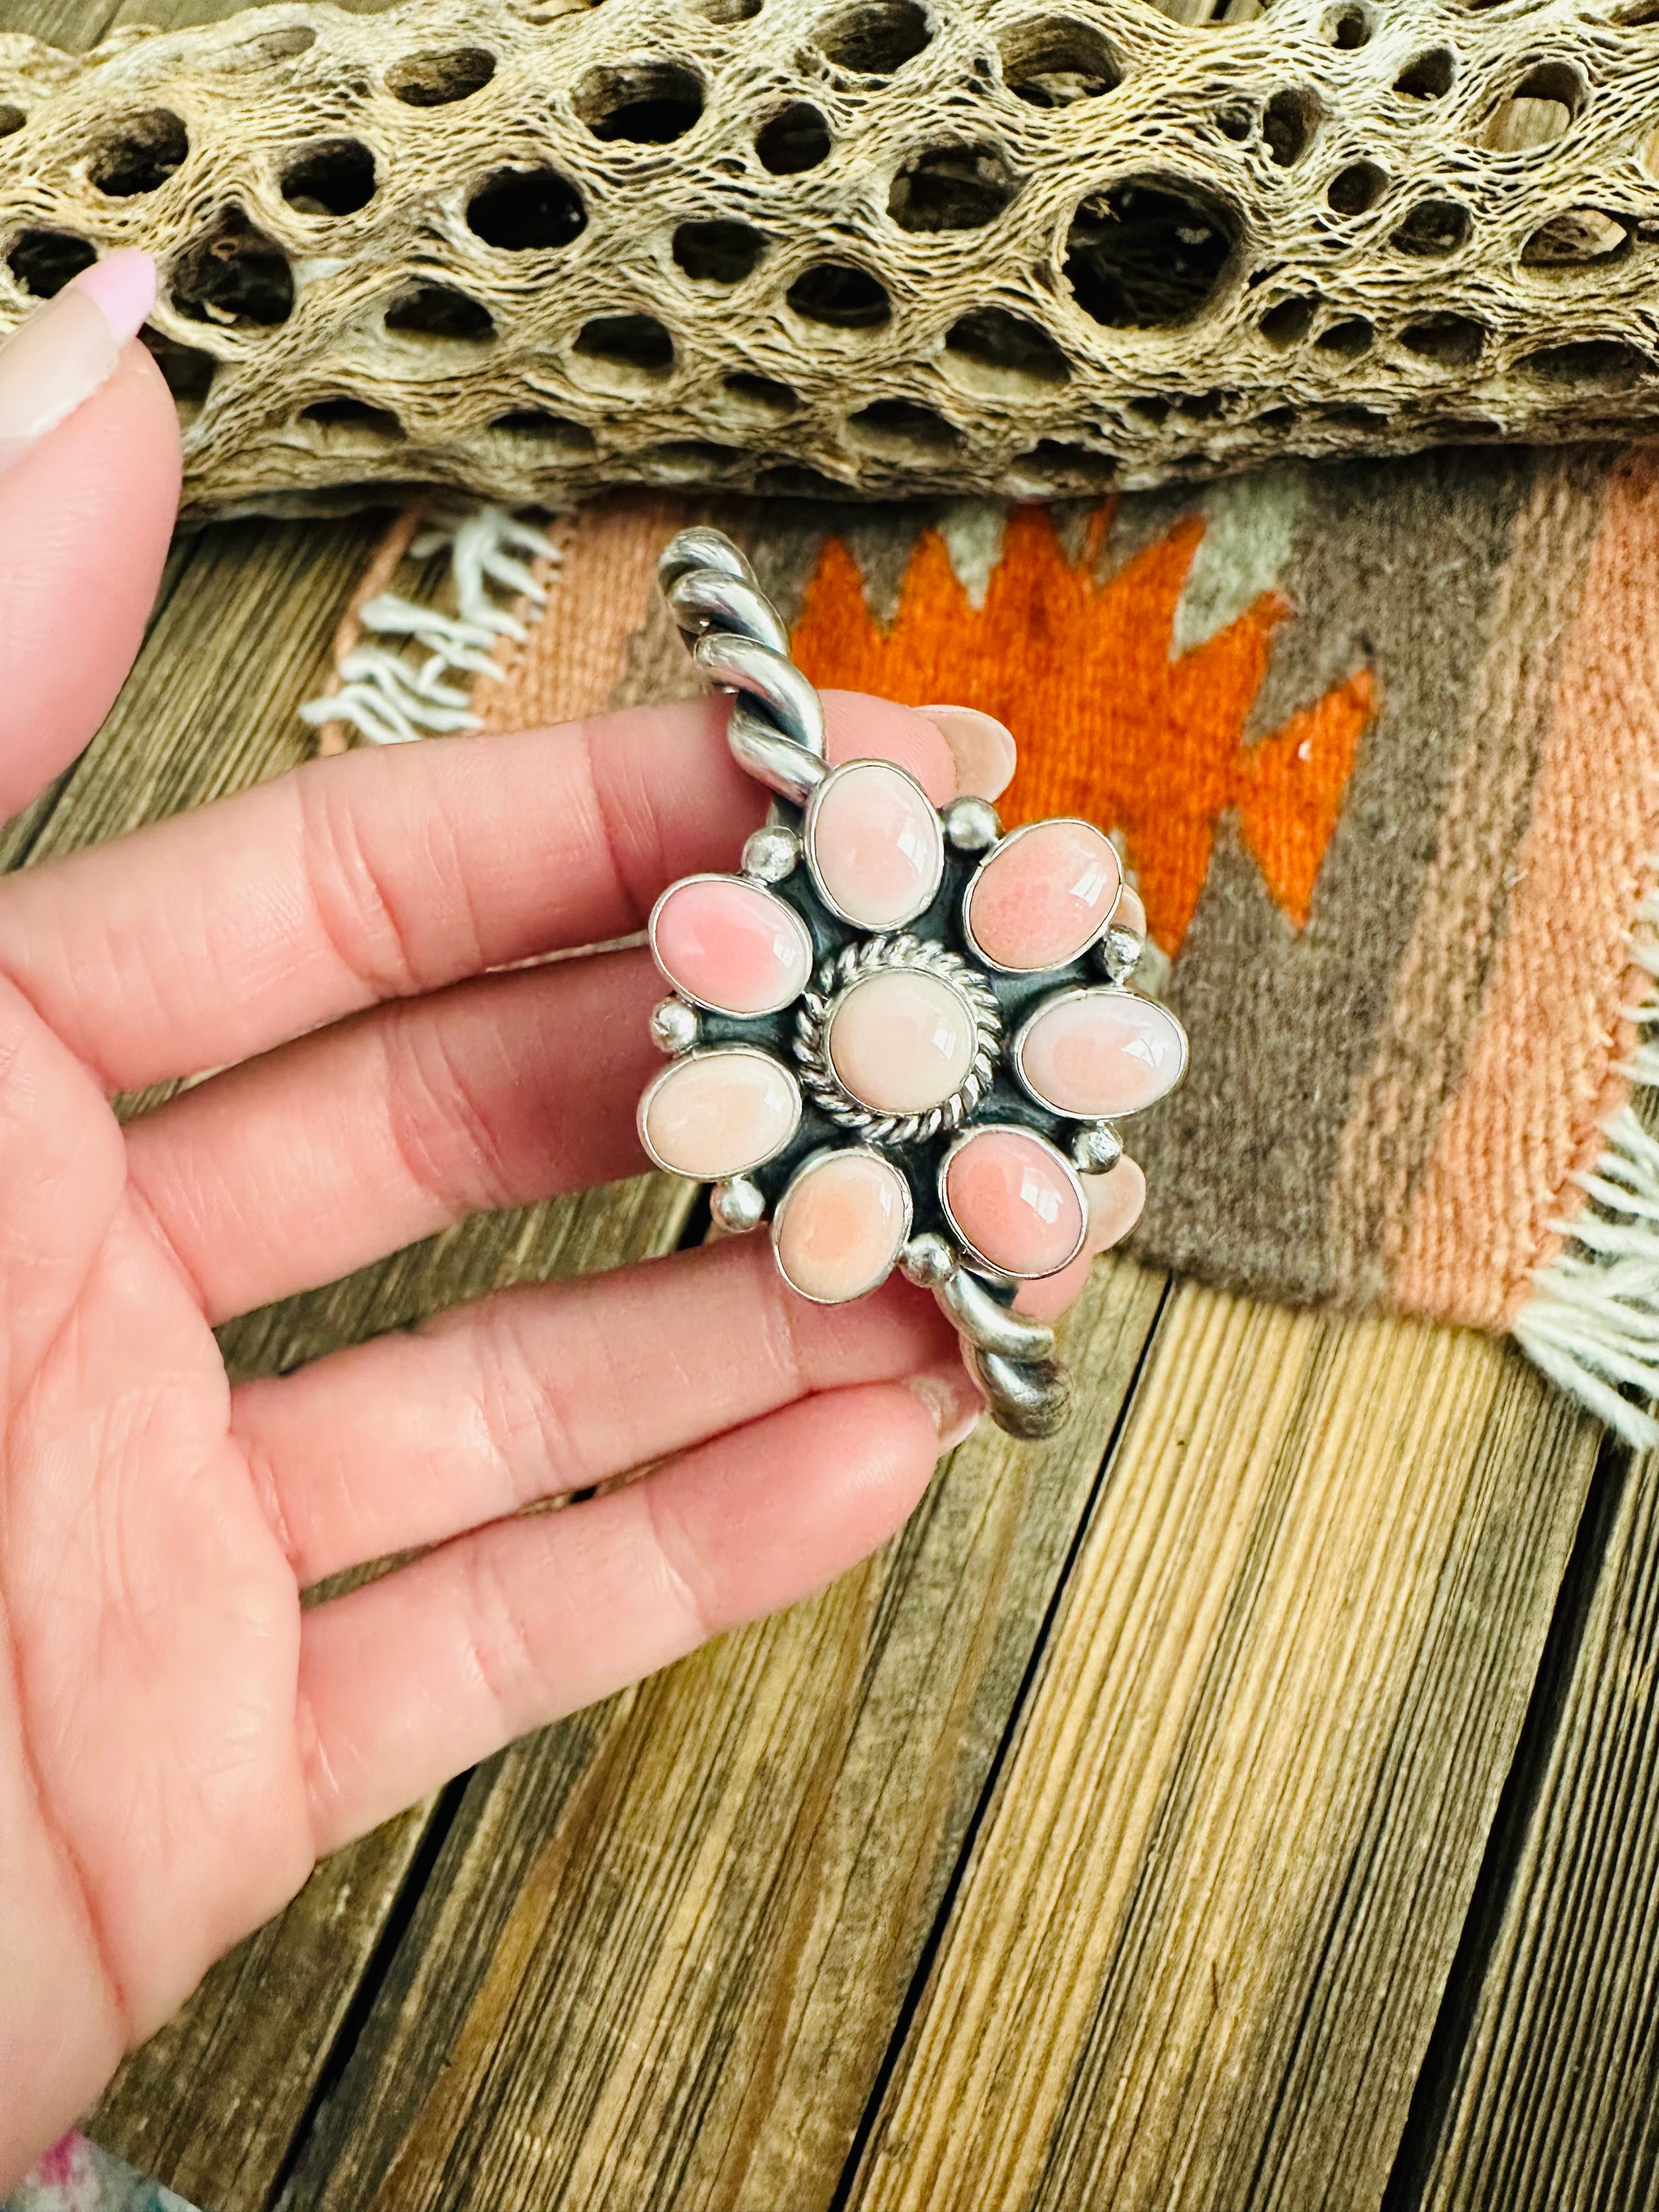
[252,1261,1170,2212]
[1393,1435,1659,2211]
[844,1289,1601,2212]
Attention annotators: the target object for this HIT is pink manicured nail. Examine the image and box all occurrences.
[909,1364,985,1453]
[0,250,156,479]
[918,704,1019,802]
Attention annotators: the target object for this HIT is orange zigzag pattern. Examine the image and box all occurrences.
[791,505,1376,956]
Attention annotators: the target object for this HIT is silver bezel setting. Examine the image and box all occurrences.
[803,758,946,932]
[1009,982,1192,1120]
[793,933,1001,1146]
[936,1121,1091,1282]
[771,1145,915,1305]
[636,1045,803,1178]
[961,816,1126,975]
[647,871,815,1018]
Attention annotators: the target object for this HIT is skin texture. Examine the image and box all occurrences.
[0,325,1116,2186]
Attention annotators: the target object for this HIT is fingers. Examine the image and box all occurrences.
[0,257,179,817]
[917,706,1017,802]
[125,945,662,1322]
[233,1234,960,1587]
[297,1374,966,1853]
[0,691,956,1095]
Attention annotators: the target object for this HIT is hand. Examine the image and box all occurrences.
[0,259,1122,2185]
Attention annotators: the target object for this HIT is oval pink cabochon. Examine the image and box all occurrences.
[966,820,1121,972]
[651,875,812,1016]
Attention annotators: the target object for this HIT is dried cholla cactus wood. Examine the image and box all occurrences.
[4,0,1659,514]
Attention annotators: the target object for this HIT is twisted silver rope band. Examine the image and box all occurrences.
[656,525,1070,1443]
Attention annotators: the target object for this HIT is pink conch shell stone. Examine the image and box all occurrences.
[967,820,1122,971]
[640,1050,799,1178]
[828,969,977,1115]
[773,1149,909,1303]
[809,760,944,929]
[1017,990,1186,1116]
[651,875,811,1015]
[943,1127,1086,1277]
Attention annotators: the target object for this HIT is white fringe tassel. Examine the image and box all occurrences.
[1515,857,1659,1447]
[297,505,560,748]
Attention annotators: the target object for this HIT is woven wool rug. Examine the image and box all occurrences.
[304,446,1659,1443]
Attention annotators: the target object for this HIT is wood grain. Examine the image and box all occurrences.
[261,1261,1169,2212]
[845,1289,1601,2212]
[1395,1435,1659,2211]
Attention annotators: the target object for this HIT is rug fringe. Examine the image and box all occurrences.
[298,504,560,749]
[1515,860,1659,1447]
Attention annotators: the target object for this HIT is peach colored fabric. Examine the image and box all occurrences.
[1395,448,1659,1327]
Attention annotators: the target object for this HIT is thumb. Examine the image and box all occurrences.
[0,252,182,819]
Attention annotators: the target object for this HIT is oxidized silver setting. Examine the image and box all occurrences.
[636,526,1189,1441]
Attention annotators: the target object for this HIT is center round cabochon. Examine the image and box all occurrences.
[826,968,978,1116]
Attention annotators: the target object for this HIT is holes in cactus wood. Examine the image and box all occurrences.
[1325,7,1369,46]
[1000,19,1118,104]
[1262,89,1321,165]
[846,398,962,455]
[1317,315,1374,354]
[1393,49,1454,99]
[90,109,188,197]
[944,306,1070,391]
[5,228,95,296]
[1328,161,1385,214]
[1522,210,1629,266]
[385,285,495,342]
[467,166,586,250]
[1390,198,1471,257]
[754,463,846,495]
[387,48,496,105]
[281,138,377,217]
[493,409,597,453]
[699,0,763,19]
[173,209,295,326]
[756,102,832,173]
[787,262,891,328]
[1259,295,1315,347]
[673,219,767,282]
[1063,178,1237,329]
[1013,440,1116,486]
[638,439,744,477]
[1398,313,1486,364]
[301,396,406,442]
[1323,403,1388,429]
[1482,65,1584,150]
[573,313,675,387]
[0,105,26,138]
[1217,105,1252,140]
[1519,338,1654,388]
[142,330,217,418]
[888,144,1015,230]
[819,1,932,75]
[724,370,799,411]
[575,62,705,143]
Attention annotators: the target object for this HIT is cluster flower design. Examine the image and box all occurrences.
[636,750,1187,1317]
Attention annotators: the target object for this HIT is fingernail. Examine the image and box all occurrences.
[918,704,1018,803]
[908,1364,985,1452]
[0,250,157,479]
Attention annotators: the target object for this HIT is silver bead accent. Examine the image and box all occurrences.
[650,997,699,1056]
[944,795,1002,852]
[712,1175,766,1233]
[900,1232,957,1290]
[1071,1122,1124,1175]
[1097,925,1144,983]
[742,823,800,883]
